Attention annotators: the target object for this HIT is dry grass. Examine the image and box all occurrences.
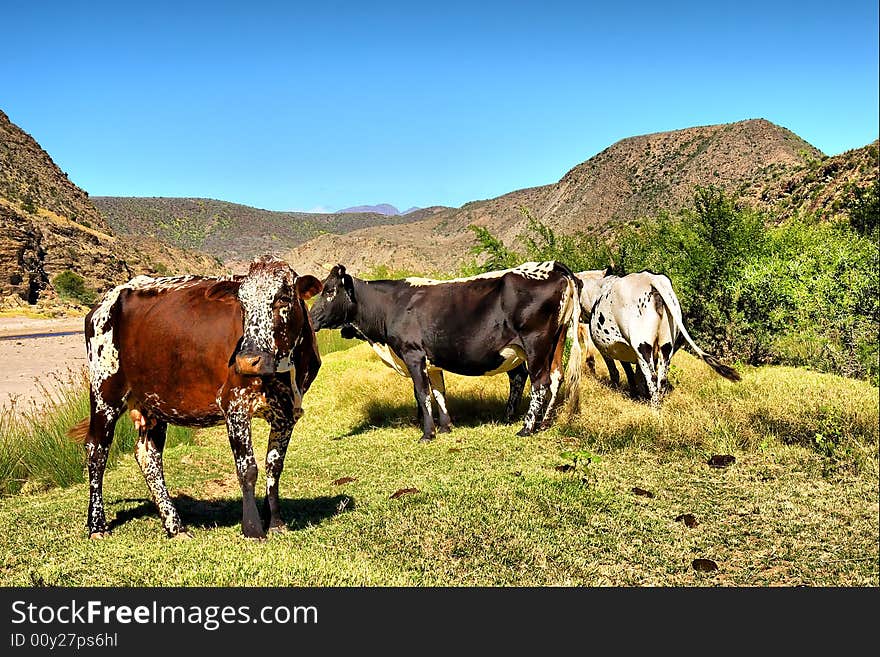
[0,344,875,586]
[565,355,878,470]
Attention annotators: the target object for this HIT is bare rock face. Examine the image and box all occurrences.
[0,203,133,302]
[0,204,48,302]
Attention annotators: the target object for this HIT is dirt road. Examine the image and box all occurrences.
[0,316,87,410]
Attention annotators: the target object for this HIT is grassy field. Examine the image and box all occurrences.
[0,341,877,586]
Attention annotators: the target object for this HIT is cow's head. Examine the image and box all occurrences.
[309,264,356,332]
[576,268,609,317]
[207,255,322,376]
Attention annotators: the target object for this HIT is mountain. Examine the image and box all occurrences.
[335,203,394,215]
[0,109,226,307]
[94,197,440,271]
[286,119,877,277]
[4,111,875,306]
[336,204,423,215]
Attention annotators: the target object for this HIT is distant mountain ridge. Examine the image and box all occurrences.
[286,119,878,277]
[336,203,421,215]
[3,109,876,307]
[93,197,444,271]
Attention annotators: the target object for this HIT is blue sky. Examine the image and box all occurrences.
[1,1,877,213]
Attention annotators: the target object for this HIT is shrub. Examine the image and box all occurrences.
[52,271,96,305]
[464,186,879,383]
[843,179,879,238]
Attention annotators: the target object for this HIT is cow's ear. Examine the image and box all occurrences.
[295,275,323,300]
[333,264,346,277]
[342,274,355,299]
[205,280,239,301]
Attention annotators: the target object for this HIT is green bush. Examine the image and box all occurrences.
[52,270,96,306]
[843,179,879,238]
[733,217,879,382]
[465,186,879,383]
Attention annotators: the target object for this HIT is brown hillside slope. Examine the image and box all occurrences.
[0,110,226,306]
[287,119,827,277]
[0,110,108,233]
[94,197,447,271]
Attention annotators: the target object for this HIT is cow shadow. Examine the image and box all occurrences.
[107,493,353,532]
[336,395,522,439]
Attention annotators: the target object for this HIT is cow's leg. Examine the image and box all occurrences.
[539,330,568,430]
[620,361,642,398]
[517,337,554,437]
[504,363,528,422]
[260,376,302,532]
[635,342,661,406]
[84,404,121,539]
[427,369,452,433]
[578,324,596,376]
[403,353,436,442]
[225,405,265,539]
[602,355,621,387]
[134,420,186,538]
[263,419,294,532]
[656,341,674,398]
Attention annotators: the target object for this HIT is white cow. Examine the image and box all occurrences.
[575,269,741,405]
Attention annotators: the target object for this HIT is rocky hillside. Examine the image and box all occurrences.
[287,119,870,277]
[757,140,879,224]
[0,110,226,308]
[94,197,441,271]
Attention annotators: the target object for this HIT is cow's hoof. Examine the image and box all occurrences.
[268,523,289,533]
[516,427,533,437]
[170,531,193,540]
[242,524,267,541]
[438,425,452,434]
[242,533,268,542]
[89,531,110,540]
[418,434,435,443]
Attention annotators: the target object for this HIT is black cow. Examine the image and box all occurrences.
[309,261,584,441]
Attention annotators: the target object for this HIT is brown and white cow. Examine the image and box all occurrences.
[309,261,584,441]
[68,255,323,540]
[576,269,741,405]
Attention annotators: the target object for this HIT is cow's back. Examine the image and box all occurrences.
[590,272,673,361]
[92,277,243,422]
[391,266,573,374]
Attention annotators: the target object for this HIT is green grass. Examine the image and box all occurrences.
[315,328,360,355]
[0,370,194,496]
[0,345,876,586]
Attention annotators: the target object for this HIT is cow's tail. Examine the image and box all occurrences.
[67,417,90,443]
[650,277,741,382]
[556,263,583,417]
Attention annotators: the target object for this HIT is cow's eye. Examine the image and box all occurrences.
[275,295,292,306]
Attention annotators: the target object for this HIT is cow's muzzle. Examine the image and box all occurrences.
[235,351,276,376]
